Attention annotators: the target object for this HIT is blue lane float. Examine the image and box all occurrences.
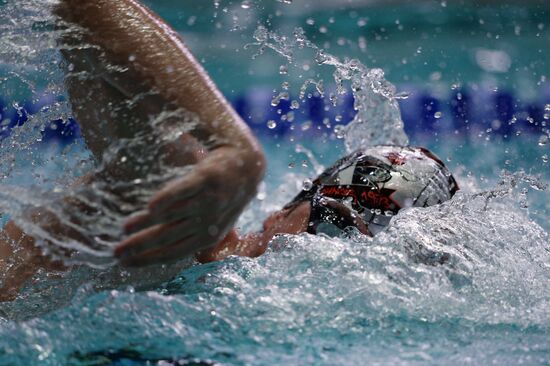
[0,87,548,145]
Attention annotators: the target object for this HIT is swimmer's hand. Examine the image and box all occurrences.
[114,145,265,267]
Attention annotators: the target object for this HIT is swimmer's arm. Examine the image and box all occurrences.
[196,199,371,263]
[55,0,266,264]
[196,202,312,263]
[53,0,265,150]
[55,0,263,163]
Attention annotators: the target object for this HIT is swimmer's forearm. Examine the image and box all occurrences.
[56,0,265,263]
[197,203,313,263]
[55,0,263,164]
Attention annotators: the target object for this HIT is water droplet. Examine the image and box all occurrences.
[358,36,367,51]
[520,187,528,196]
[394,92,410,100]
[434,111,442,119]
[302,179,313,191]
[306,18,315,26]
[279,65,288,75]
[285,111,295,122]
[334,124,346,139]
[253,26,269,42]
[539,135,549,146]
[271,92,289,106]
[267,120,277,129]
[240,0,251,9]
[542,154,549,163]
[208,225,219,236]
[187,16,197,26]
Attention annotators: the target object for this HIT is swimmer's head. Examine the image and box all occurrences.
[311,145,459,234]
[281,145,459,236]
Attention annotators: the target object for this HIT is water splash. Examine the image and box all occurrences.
[248,25,409,151]
[0,0,201,267]
[0,2,548,365]
[0,169,548,363]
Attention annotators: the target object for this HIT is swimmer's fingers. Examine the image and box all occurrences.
[123,211,151,234]
[119,147,263,266]
[116,205,243,265]
[147,169,209,214]
[123,158,228,235]
[123,197,205,235]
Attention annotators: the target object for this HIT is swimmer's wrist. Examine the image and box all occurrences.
[208,143,266,192]
[211,129,266,186]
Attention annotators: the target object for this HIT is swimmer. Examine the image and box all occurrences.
[0,0,458,299]
[193,145,459,263]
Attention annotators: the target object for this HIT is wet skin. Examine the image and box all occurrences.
[0,0,265,298]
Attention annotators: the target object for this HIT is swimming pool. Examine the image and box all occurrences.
[0,0,549,365]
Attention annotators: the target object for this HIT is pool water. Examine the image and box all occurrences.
[0,135,547,366]
[0,0,549,365]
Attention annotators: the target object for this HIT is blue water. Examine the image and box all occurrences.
[0,1,549,365]
[0,135,548,365]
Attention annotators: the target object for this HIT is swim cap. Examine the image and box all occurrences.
[286,145,459,235]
